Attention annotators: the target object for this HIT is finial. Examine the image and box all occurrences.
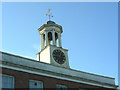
[46,9,53,21]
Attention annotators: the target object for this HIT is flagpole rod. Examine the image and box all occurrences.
[49,9,50,21]
[49,14,50,21]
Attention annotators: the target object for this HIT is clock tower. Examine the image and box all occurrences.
[37,21,69,68]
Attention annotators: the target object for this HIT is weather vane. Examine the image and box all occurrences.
[46,9,53,21]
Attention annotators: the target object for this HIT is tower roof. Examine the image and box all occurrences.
[47,21,55,24]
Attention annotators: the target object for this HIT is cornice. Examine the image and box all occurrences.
[38,24,63,33]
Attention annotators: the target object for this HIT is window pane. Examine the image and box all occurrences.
[56,84,67,90]
[1,74,14,88]
[29,80,43,90]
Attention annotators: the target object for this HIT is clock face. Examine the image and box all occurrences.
[52,49,66,64]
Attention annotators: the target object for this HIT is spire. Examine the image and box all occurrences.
[46,9,53,21]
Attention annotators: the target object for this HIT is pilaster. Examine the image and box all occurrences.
[58,33,62,47]
[41,34,44,50]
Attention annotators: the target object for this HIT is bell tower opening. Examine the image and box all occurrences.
[48,32,52,45]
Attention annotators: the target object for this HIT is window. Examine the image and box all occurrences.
[56,84,67,90]
[1,74,14,88]
[29,80,43,89]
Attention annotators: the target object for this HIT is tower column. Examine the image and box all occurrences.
[41,34,44,50]
[58,33,62,47]
[45,32,49,46]
[52,31,55,45]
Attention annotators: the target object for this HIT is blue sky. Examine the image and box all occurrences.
[2,2,118,85]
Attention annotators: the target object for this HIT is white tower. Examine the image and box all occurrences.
[37,21,69,68]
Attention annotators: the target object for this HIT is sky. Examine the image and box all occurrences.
[1,2,118,85]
